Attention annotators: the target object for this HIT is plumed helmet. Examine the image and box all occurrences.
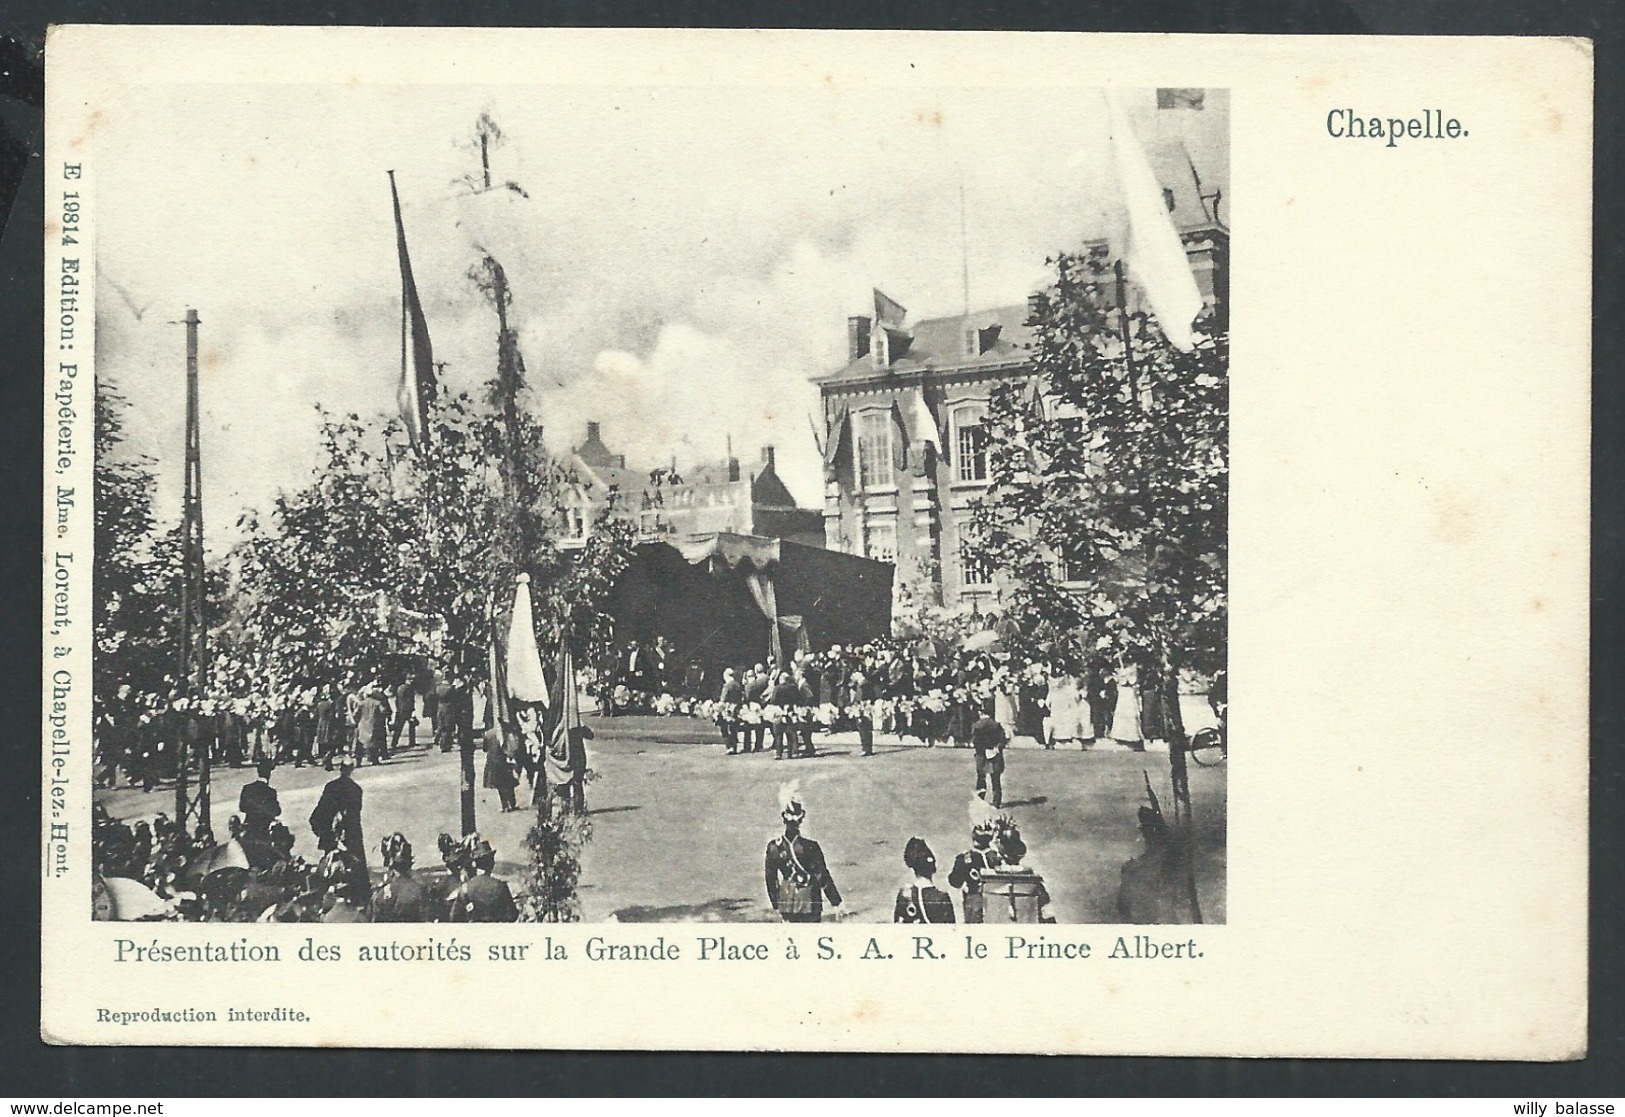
[969,796,998,838]
[778,781,806,821]
[381,832,413,869]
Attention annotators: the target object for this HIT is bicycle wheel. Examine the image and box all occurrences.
[1189,726,1225,766]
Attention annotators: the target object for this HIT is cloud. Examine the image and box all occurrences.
[92,80,1227,545]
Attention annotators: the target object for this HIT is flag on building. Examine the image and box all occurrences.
[1157,88,1205,110]
[873,288,908,329]
[1104,92,1204,352]
[389,171,437,449]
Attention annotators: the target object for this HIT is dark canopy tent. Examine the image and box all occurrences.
[608,533,893,696]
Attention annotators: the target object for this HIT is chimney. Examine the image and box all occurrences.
[586,420,601,443]
[760,445,776,472]
[727,456,740,482]
[847,316,872,361]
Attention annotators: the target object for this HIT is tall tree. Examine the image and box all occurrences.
[967,246,1228,740]
[92,381,181,722]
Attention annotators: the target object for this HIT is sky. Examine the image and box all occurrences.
[93,81,1227,550]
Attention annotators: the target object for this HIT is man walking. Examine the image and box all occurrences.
[390,678,417,753]
[971,710,1008,808]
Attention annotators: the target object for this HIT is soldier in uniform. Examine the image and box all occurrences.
[446,835,519,922]
[948,801,1003,923]
[743,664,770,753]
[372,833,430,922]
[848,657,875,757]
[769,671,801,760]
[894,837,956,923]
[764,784,842,922]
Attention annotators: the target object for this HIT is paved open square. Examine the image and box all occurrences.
[97,717,1225,924]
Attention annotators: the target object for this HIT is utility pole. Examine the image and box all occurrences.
[176,308,210,829]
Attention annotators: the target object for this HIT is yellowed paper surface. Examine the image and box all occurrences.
[42,27,1590,1056]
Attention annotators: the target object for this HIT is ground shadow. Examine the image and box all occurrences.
[610,897,768,922]
[587,805,640,817]
[1002,796,1050,809]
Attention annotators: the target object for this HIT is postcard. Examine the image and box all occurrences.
[42,26,1589,1055]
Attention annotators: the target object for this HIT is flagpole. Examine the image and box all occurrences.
[388,170,406,433]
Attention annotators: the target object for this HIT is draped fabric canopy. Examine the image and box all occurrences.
[678,532,782,570]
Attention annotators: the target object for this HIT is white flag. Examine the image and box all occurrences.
[1104,92,1203,352]
[505,573,551,706]
[911,393,940,455]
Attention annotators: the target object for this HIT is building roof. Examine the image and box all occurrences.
[816,138,1225,389]
[815,302,1036,386]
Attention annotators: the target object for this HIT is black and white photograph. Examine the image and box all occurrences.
[85,76,1230,927]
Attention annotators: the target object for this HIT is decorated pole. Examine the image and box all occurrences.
[176,308,210,829]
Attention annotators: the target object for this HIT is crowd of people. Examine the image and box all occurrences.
[93,670,489,793]
[92,753,524,923]
[598,637,1215,757]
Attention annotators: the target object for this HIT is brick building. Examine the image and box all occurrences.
[558,421,824,550]
[811,151,1227,609]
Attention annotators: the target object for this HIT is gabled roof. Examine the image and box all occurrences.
[815,302,1036,385]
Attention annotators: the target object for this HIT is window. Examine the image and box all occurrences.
[864,522,896,563]
[1059,543,1089,584]
[953,404,989,483]
[857,410,894,488]
[564,504,586,539]
[958,524,991,586]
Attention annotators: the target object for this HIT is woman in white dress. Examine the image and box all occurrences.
[1108,662,1143,744]
[1045,672,1087,748]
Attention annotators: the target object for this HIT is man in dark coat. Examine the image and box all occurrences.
[314,691,338,769]
[1085,657,1117,743]
[238,758,281,832]
[309,760,365,864]
[390,679,417,753]
[744,666,770,753]
[971,712,1008,808]
[770,671,801,760]
[764,787,842,922]
[718,668,744,754]
[433,677,457,753]
[849,660,875,756]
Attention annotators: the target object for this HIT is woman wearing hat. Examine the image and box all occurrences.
[372,833,430,922]
[893,837,955,924]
